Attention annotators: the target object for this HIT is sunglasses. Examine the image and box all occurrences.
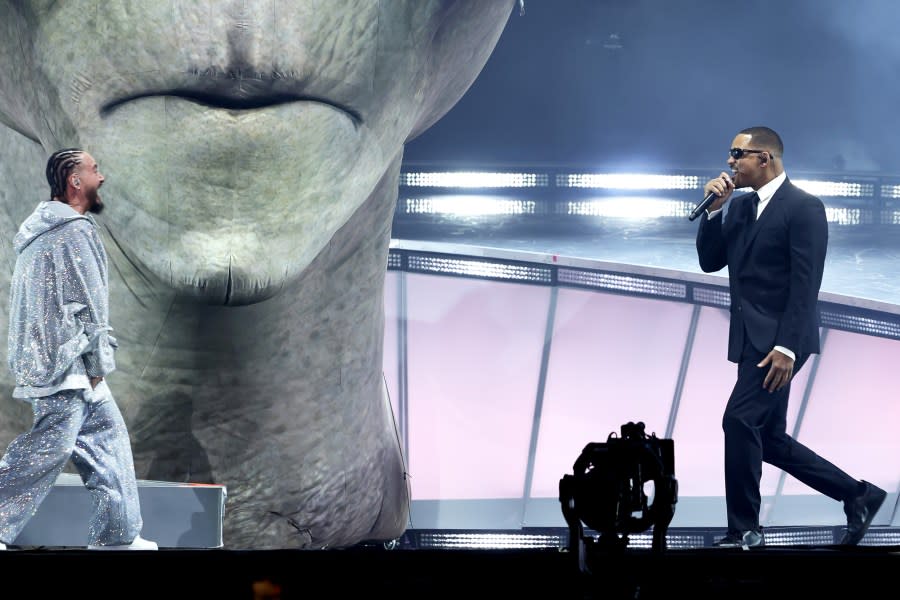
[729,148,768,160]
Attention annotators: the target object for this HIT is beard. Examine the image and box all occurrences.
[87,188,104,214]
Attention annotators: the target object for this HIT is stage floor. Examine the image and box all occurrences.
[1,541,897,599]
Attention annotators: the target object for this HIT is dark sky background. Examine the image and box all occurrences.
[404,0,900,176]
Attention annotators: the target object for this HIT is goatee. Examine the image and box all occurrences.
[87,190,104,215]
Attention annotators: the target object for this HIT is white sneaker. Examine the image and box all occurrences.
[88,535,158,550]
[0,541,7,550]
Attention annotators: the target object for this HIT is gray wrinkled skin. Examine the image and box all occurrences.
[0,1,514,549]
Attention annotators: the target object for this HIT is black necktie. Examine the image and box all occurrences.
[749,193,760,222]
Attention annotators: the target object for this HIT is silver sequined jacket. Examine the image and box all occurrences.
[7,200,117,399]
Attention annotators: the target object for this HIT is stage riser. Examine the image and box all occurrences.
[12,474,225,548]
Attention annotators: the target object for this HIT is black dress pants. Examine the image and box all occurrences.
[722,338,858,533]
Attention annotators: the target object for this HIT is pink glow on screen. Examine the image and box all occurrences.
[669,306,734,497]
[529,288,694,498]
[384,272,400,419]
[383,271,900,517]
[781,328,900,496]
[403,274,552,500]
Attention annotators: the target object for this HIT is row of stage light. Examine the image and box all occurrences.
[404,526,900,550]
[398,170,900,225]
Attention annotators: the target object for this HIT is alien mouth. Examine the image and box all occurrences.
[100,84,361,125]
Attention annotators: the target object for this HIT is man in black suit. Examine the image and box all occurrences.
[695,126,886,549]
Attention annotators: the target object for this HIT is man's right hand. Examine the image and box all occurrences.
[702,172,735,214]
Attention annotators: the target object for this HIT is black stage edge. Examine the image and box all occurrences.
[1,543,897,599]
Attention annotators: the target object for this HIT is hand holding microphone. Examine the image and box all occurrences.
[689,172,735,221]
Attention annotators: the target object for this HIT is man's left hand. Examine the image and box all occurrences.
[758,350,794,393]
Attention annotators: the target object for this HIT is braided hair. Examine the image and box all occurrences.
[46,148,84,199]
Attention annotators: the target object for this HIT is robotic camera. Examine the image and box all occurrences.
[559,421,677,571]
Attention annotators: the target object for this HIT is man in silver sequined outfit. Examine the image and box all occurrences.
[0,149,156,550]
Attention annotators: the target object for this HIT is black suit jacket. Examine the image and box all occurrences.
[696,178,828,363]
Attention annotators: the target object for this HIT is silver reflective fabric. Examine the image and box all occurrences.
[0,200,142,547]
[7,201,117,399]
[0,386,142,545]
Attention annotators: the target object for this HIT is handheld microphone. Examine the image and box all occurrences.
[688,191,719,222]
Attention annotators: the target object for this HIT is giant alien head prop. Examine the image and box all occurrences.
[0,0,517,550]
[0,1,516,304]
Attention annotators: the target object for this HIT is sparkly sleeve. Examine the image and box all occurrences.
[59,222,117,378]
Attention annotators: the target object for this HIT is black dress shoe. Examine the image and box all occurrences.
[840,480,887,545]
[712,529,764,549]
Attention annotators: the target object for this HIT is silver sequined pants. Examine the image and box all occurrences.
[0,383,143,546]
